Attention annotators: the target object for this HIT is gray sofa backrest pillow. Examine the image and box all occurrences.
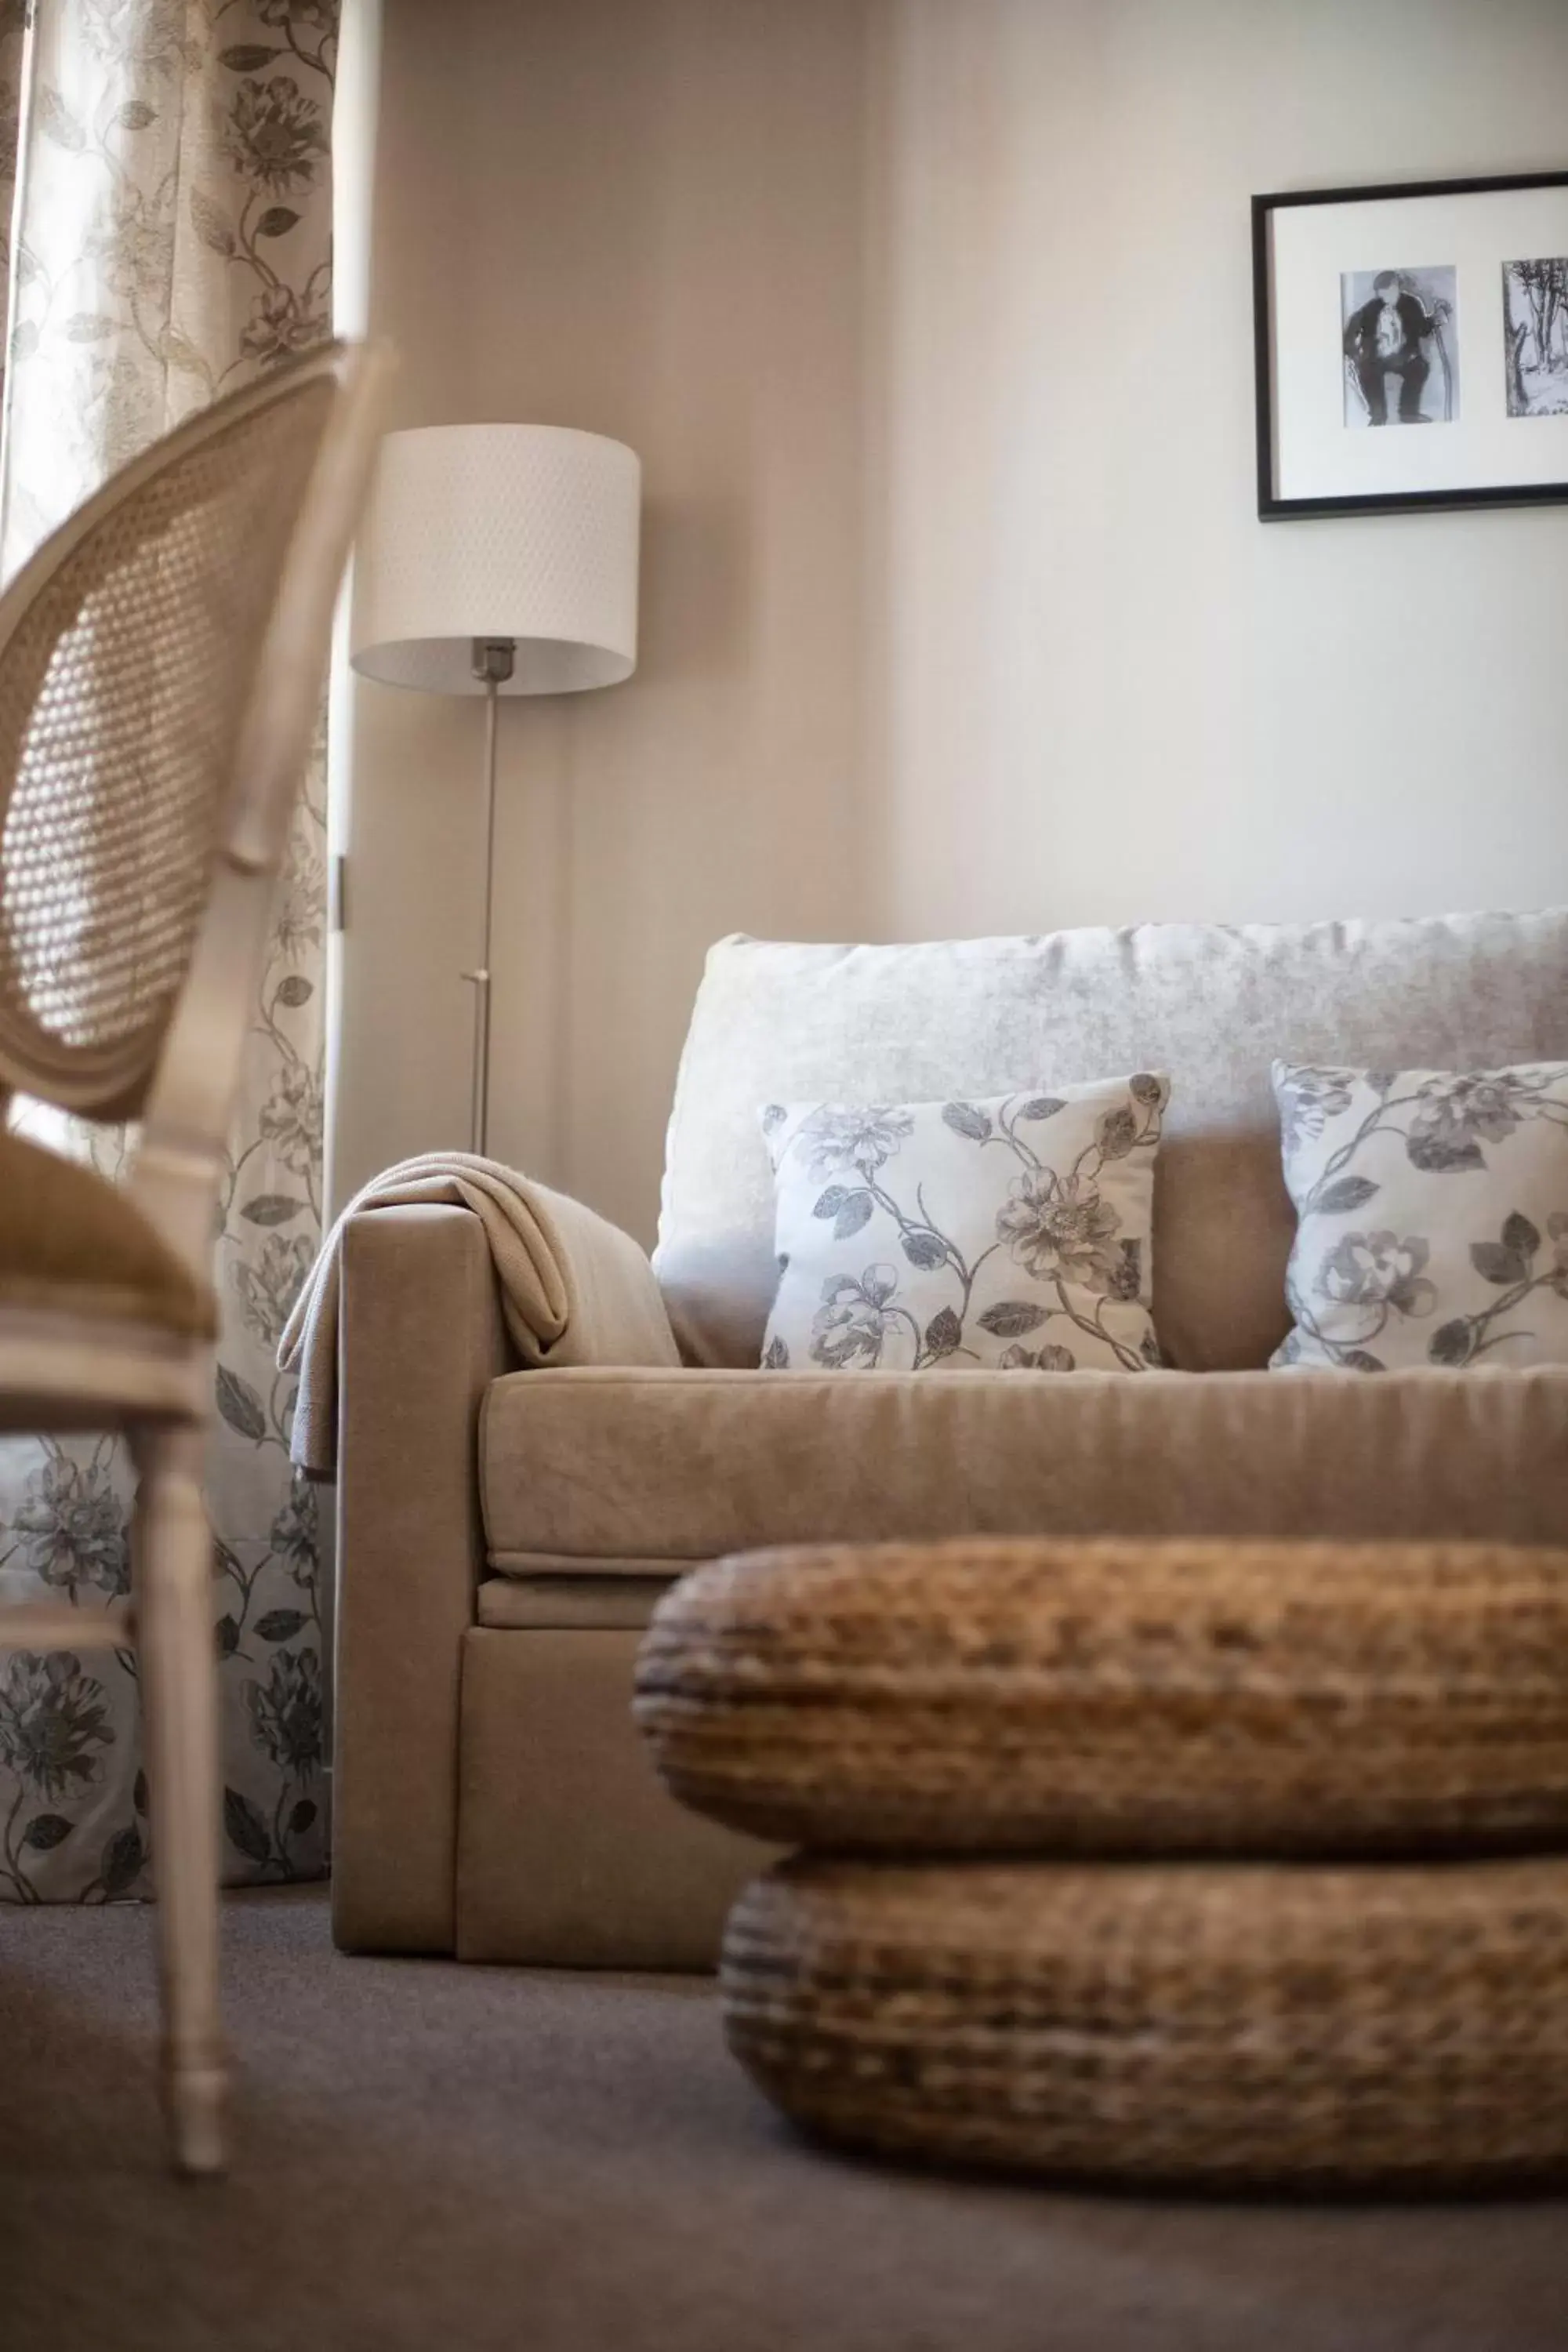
[652,914,1568,1371]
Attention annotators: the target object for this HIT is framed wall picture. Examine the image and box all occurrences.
[1253,171,1568,519]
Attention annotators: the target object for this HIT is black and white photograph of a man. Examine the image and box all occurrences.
[1503,258,1568,418]
[1341,267,1457,426]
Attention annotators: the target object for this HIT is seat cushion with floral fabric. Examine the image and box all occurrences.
[1272,1062,1568,1374]
[758,1075,1167,1377]
[0,1128,215,1336]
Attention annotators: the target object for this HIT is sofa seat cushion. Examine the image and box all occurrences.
[481,1362,1568,1572]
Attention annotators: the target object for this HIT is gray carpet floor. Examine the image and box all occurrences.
[2,1888,1566,2352]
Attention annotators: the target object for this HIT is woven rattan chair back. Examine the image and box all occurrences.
[0,341,387,1141]
[0,343,388,2176]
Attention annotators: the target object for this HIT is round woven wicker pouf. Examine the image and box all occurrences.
[723,1853,1568,2189]
[634,1537,1568,1856]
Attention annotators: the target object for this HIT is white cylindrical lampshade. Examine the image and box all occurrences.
[350,423,641,695]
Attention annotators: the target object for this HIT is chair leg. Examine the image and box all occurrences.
[133,1421,225,2177]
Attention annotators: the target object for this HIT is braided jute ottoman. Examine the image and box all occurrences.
[633,1537,1568,2189]
[722,1853,1568,2189]
[634,1537,1568,1855]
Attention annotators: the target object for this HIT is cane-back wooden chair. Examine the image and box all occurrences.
[0,338,390,2173]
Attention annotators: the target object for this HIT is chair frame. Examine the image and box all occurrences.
[0,338,390,2173]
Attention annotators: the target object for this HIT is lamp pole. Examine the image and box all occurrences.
[463,636,515,1157]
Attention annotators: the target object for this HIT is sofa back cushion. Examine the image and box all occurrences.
[652,915,1568,1370]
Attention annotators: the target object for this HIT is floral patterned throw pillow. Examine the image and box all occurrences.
[1272,1061,1568,1373]
[758,1076,1168,1374]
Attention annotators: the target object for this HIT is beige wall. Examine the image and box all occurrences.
[336,0,1568,1243]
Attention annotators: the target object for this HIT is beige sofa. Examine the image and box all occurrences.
[332,913,1568,1968]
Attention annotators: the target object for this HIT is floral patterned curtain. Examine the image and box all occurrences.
[0,2,26,434]
[0,0,336,1904]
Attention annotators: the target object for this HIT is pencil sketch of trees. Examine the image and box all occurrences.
[1504,258,1568,418]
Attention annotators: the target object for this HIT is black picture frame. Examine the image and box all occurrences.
[1253,169,1568,521]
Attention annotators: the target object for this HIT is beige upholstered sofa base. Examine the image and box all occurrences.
[455,1627,773,1968]
[332,1196,1568,1972]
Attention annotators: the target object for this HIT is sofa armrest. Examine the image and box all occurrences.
[332,1202,508,1953]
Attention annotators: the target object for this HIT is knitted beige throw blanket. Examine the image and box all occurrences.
[278,1152,679,1473]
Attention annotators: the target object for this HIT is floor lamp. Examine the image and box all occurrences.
[349,423,641,1156]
